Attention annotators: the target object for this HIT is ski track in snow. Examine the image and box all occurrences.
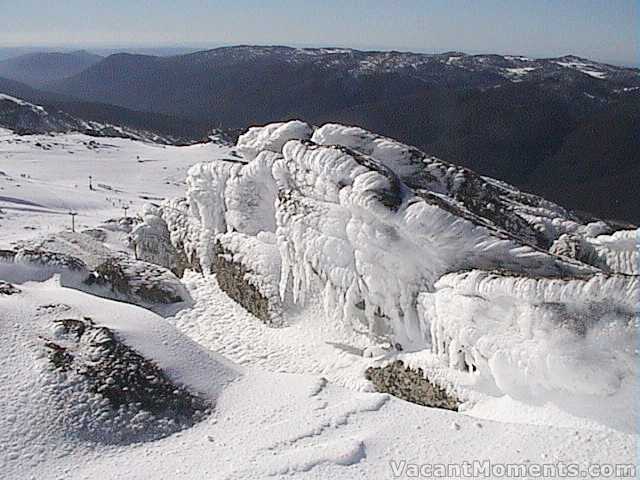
[0,129,228,246]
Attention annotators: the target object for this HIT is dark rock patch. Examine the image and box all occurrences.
[0,281,21,295]
[366,360,459,411]
[43,317,210,444]
[214,242,274,325]
[85,257,189,306]
[0,248,17,262]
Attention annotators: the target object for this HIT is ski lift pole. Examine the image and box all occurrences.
[69,211,77,232]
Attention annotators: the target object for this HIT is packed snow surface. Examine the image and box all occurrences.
[0,128,228,246]
[1,275,635,479]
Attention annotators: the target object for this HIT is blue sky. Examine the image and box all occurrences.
[2,0,637,65]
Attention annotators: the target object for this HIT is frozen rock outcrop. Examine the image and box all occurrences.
[0,280,240,451]
[420,270,637,400]
[130,204,187,276]
[214,232,283,325]
[551,228,639,275]
[43,316,211,443]
[311,123,594,249]
[165,120,636,406]
[365,360,459,411]
[0,247,90,285]
[236,120,313,161]
[272,138,594,349]
[84,256,192,314]
[0,236,192,315]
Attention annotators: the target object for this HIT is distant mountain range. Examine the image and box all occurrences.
[0,50,103,87]
[0,45,638,222]
[43,46,640,123]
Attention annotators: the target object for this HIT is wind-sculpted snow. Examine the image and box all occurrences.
[225,151,281,235]
[237,120,313,161]
[273,138,593,350]
[185,160,236,268]
[177,120,636,405]
[551,228,639,275]
[130,204,182,274]
[312,123,592,249]
[184,152,283,269]
[420,270,638,410]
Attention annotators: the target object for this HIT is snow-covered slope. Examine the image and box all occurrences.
[0,93,191,144]
[2,278,635,479]
[0,120,637,478]
[0,124,229,246]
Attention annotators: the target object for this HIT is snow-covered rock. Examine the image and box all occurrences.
[1,237,192,315]
[225,151,281,235]
[180,122,632,351]
[130,204,185,276]
[157,197,204,272]
[551,228,639,274]
[420,270,637,402]
[84,256,192,314]
[165,121,636,417]
[214,231,283,325]
[273,138,593,349]
[0,247,90,285]
[0,278,240,464]
[236,120,313,161]
[312,123,591,249]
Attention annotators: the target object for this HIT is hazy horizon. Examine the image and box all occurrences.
[0,42,638,68]
[2,0,637,67]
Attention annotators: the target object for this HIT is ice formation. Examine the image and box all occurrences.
[420,270,637,399]
[236,120,313,161]
[130,204,181,273]
[145,120,636,401]
[551,228,639,275]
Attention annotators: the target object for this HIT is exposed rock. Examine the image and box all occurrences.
[214,241,279,325]
[365,360,459,411]
[0,281,20,295]
[85,256,191,309]
[0,248,16,262]
[81,227,108,243]
[43,316,210,444]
